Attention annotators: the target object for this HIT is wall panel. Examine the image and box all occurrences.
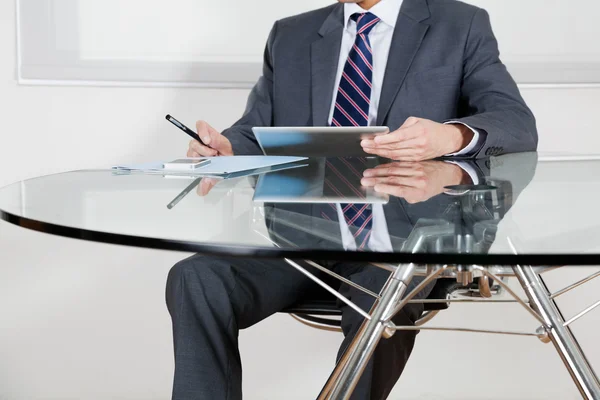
[17,0,600,87]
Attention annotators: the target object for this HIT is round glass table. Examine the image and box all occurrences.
[1,153,599,399]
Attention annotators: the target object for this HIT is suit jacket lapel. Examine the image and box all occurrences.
[377,0,431,125]
[311,5,344,126]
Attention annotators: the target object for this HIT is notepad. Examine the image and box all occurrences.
[112,156,308,178]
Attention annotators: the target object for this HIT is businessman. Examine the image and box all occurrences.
[167,0,538,399]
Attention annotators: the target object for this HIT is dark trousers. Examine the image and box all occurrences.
[165,254,428,400]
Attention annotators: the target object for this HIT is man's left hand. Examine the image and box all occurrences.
[361,117,473,161]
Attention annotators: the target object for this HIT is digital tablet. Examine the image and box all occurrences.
[252,126,389,157]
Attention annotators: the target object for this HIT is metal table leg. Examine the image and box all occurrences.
[513,266,600,400]
[317,263,417,400]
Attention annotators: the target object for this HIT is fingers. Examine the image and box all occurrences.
[189,139,218,157]
[361,175,426,189]
[372,183,411,195]
[361,163,428,189]
[371,124,423,146]
[362,147,426,161]
[186,148,199,158]
[362,129,430,160]
[195,120,234,156]
[364,116,421,146]
[196,177,220,197]
[371,184,424,204]
[360,126,423,152]
[360,116,437,162]
[362,163,424,178]
[187,145,206,158]
[186,126,231,157]
[361,137,426,152]
[196,120,221,146]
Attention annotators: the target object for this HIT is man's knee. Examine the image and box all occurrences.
[166,255,237,313]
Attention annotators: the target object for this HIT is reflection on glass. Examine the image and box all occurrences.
[254,157,388,204]
[261,153,538,256]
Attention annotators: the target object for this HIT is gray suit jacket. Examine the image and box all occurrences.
[223,0,538,159]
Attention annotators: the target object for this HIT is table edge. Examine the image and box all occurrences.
[1,208,599,266]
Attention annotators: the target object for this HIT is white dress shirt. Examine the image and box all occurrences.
[329,0,479,251]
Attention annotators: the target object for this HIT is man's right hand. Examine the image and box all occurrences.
[187,120,234,157]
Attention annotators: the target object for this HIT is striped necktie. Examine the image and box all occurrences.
[327,12,380,250]
[331,12,380,127]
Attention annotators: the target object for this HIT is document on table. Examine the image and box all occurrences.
[112,156,308,178]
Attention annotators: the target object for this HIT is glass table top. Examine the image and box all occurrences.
[1,153,600,265]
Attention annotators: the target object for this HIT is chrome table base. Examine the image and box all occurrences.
[317,263,417,399]
[514,266,600,400]
[281,260,600,400]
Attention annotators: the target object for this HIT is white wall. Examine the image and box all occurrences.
[1,1,600,399]
[17,0,600,85]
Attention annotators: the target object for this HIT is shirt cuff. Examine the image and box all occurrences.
[444,121,480,156]
[445,160,480,185]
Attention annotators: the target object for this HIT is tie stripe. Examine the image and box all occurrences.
[335,102,361,126]
[337,97,367,125]
[358,230,372,250]
[347,58,372,88]
[358,18,380,34]
[341,72,371,103]
[339,157,365,177]
[362,35,373,53]
[343,204,355,212]
[346,204,370,225]
[338,87,369,121]
[325,12,380,251]
[353,45,373,70]
[354,213,373,236]
[325,178,349,198]
[326,161,365,197]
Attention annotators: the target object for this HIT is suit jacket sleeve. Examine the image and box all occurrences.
[221,23,278,155]
[454,9,538,158]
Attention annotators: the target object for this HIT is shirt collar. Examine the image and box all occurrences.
[344,0,403,29]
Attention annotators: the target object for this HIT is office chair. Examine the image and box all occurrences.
[282,276,501,332]
[282,178,511,332]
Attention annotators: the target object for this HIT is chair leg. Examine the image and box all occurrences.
[513,266,600,400]
[317,263,417,400]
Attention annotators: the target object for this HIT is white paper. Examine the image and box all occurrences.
[112,156,307,176]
